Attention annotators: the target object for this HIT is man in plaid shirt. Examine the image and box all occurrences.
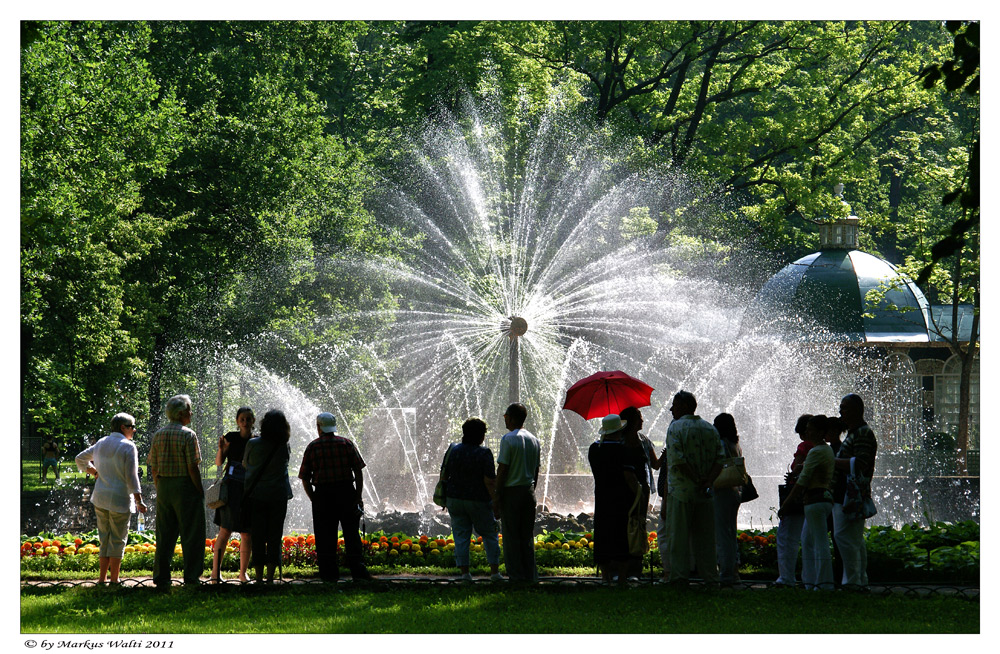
[147,394,205,588]
[299,412,373,582]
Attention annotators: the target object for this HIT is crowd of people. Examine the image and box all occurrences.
[72,390,877,589]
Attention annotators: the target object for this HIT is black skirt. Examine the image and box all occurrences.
[213,477,248,532]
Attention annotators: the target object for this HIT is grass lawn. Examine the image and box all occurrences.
[21,582,978,634]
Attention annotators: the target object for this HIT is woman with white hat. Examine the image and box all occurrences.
[588,413,645,585]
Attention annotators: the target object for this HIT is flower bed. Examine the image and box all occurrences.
[19,521,978,582]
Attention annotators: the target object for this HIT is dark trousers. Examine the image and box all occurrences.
[312,483,366,580]
[152,476,206,586]
[499,485,537,581]
[250,497,288,573]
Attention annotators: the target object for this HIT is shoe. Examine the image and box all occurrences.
[352,569,374,582]
[489,573,504,582]
[459,573,474,581]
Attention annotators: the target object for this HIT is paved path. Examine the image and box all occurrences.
[20,576,979,598]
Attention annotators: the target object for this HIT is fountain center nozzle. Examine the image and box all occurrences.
[508,316,528,338]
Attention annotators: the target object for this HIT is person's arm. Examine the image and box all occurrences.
[215,435,229,468]
[353,464,364,506]
[75,443,98,476]
[188,463,203,495]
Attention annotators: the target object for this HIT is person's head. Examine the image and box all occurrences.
[805,414,828,443]
[316,412,337,436]
[111,413,137,438]
[824,416,847,442]
[839,393,865,428]
[619,406,643,433]
[461,418,488,445]
[794,414,813,441]
[236,407,255,434]
[713,413,738,443]
[598,414,627,438]
[669,390,697,420]
[504,403,527,430]
[260,409,290,443]
[164,394,192,425]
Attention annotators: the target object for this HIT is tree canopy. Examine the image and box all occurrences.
[20,20,977,444]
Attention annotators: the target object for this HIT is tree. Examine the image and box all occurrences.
[498,21,947,255]
[21,21,185,438]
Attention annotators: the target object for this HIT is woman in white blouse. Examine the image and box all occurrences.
[75,413,147,584]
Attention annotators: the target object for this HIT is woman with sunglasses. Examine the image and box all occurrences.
[75,412,147,584]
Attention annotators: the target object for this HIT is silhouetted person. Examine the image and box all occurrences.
[148,394,205,589]
[299,412,372,582]
[663,390,723,586]
[493,403,540,581]
[832,393,877,590]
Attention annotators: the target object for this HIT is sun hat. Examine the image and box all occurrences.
[598,414,627,435]
[317,412,338,434]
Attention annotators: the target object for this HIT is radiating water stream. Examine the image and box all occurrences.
[43,101,974,536]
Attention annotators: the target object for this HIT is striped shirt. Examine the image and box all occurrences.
[147,422,201,478]
[664,414,725,501]
[298,434,366,485]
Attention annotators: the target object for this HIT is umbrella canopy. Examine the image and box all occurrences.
[562,370,654,421]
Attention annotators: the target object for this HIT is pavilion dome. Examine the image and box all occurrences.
[742,202,932,343]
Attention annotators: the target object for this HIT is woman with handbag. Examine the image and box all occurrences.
[778,414,835,590]
[619,406,653,580]
[711,413,743,586]
[441,418,502,581]
[210,407,255,583]
[588,414,646,585]
[774,414,814,587]
[243,409,294,584]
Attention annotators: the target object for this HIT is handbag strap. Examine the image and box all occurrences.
[439,443,454,480]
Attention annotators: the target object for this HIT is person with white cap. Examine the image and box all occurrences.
[299,412,373,582]
[588,413,645,584]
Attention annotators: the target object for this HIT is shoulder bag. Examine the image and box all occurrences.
[713,456,748,489]
[206,472,228,510]
[433,444,455,508]
[842,457,877,520]
[627,483,649,557]
[740,474,759,502]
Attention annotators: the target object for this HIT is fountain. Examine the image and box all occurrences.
[28,99,976,538]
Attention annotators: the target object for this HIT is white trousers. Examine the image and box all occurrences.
[801,502,834,590]
[775,512,804,585]
[832,502,869,587]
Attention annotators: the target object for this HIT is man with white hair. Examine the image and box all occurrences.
[147,394,205,589]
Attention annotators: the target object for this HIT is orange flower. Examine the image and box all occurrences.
[306,535,316,546]
[296,536,306,545]
[476,536,483,543]
[206,539,213,547]
[52,540,62,547]
[283,536,295,545]
[381,536,389,543]
[41,540,51,547]
[74,538,82,546]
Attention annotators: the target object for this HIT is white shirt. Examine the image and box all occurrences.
[497,428,540,487]
[76,433,142,513]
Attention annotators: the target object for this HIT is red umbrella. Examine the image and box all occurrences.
[562,370,654,420]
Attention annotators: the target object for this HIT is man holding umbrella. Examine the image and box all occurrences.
[663,390,724,587]
[493,402,540,582]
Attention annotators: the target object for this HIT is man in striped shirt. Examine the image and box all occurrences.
[299,412,372,582]
[832,393,878,590]
[147,394,205,589]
